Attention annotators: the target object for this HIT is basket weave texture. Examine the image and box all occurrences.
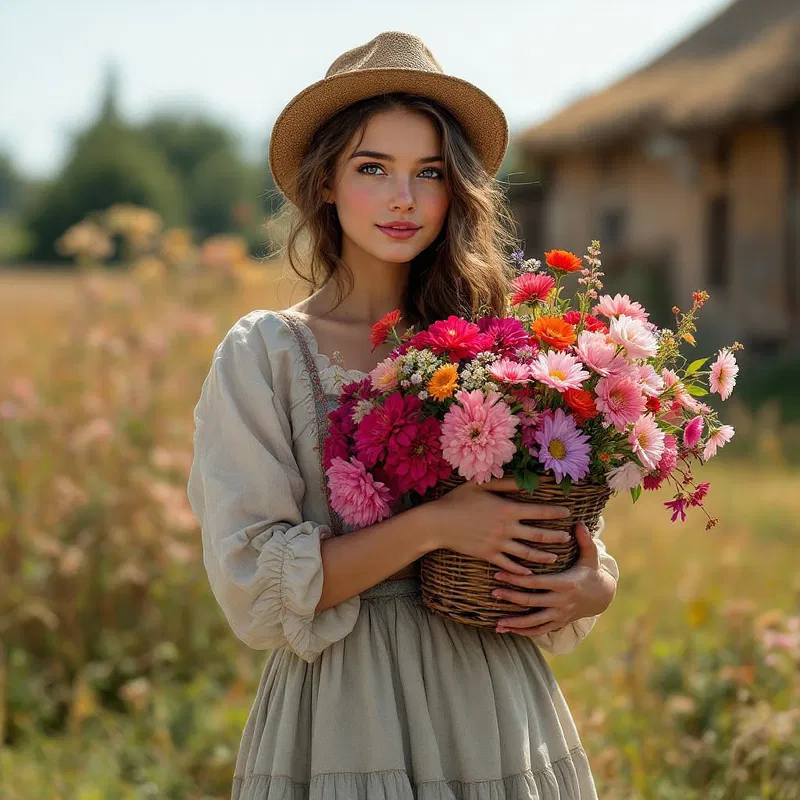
[419,472,611,628]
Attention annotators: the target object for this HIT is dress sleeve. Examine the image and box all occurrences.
[187,311,361,663]
[530,514,619,656]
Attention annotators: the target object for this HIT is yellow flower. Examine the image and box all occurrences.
[427,363,459,401]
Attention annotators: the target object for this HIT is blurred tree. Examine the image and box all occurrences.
[0,150,25,212]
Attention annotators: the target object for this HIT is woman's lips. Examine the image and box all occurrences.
[376,224,420,240]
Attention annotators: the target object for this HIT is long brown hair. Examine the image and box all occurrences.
[268,91,519,329]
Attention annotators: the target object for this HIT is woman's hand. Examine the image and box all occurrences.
[421,474,574,576]
[491,520,617,636]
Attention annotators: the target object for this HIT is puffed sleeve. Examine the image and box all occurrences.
[531,514,619,656]
[187,311,361,663]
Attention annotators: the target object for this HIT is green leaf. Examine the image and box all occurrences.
[561,475,572,497]
[630,484,642,503]
[684,357,709,377]
[685,384,709,396]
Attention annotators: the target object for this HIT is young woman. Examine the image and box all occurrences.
[188,31,619,800]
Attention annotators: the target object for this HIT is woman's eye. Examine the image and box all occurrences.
[357,163,443,179]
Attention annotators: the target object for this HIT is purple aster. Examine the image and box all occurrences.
[533,407,591,482]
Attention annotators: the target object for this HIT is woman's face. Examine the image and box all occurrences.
[324,108,450,266]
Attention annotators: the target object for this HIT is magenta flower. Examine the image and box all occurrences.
[354,392,422,468]
[477,316,531,357]
[326,456,394,527]
[440,389,519,484]
[410,316,493,363]
[690,482,710,507]
[683,415,704,450]
[384,416,452,495]
[664,495,688,522]
[656,433,679,479]
[533,407,591,482]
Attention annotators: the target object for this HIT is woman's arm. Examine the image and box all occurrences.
[315,504,439,613]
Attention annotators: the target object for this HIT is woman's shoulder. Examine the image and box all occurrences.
[214,309,298,363]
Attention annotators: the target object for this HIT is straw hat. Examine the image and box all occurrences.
[268,31,509,206]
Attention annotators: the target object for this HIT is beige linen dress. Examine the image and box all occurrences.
[187,308,619,800]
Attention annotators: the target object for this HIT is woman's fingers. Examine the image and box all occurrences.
[502,539,558,565]
[516,524,571,544]
[490,552,537,575]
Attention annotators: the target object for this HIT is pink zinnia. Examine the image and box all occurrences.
[326,456,394,527]
[487,357,534,384]
[628,413,666,471]
[608,315,658,360]
[683,415,704,450]
[384,416,452,495]
[709,348,738,400]
[354,392,422,468]
[440,389,519,484]
[574,330,618,376]
[532,407,591,482]
[410,316,493,363]
[509,272,555,306]
[593,293,650,322]
[703,424,735,461]
[595,374,647,431]
[638,364,665,397]
[529,349,590,392]
[477,316,531,357]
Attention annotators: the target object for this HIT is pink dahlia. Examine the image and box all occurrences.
[574,330,618,376]
[628,413,666,471]
[354,392,422,468]
[529,349,590,392]
[440,389,519,484]
[509,272,555,306]
[608,315,658,360]
[532,407,591,482]
[703,424,735,461]
[593,293,650,322]
[326,456,394,527]
[410,316,493,363]
[683,415,704,450]
[487,357,534,384]
[477,316,531,357]
[709,348,738,400]
[384,416,452,495]
[595,374,647,431]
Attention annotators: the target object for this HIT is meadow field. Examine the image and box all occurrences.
[1,238,799,798]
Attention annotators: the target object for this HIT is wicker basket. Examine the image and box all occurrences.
[419,472,612,628]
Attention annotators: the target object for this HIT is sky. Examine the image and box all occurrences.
[0,0,733,180]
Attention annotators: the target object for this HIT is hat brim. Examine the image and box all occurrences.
[269,68,509,205]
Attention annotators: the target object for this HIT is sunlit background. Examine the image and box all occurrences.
[1,1,799,797]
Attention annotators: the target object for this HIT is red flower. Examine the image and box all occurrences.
[354,393,422,468]
[645,396,661,413]
[544,249,583,273]
[562,309,608,333]
[410,316,493,363]
[564,388,599,423]
[371,309,402,349]
[509,273,555,306]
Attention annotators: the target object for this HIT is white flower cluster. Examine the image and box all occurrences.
[460,353,502,393]
[397,347,441,387]
[351,398,377,424]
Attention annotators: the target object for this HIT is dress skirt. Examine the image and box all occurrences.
[231,576,598,800]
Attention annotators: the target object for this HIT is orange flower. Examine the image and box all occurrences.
[564,387,599,423]
[544,249,583,273]
[427,363,459,401]
[531,316,576,350]
[371,309,402,349]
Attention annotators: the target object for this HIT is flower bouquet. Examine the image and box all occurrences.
[322,240,741,627]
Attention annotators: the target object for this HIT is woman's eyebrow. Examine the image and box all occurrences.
[349,149,442,163]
